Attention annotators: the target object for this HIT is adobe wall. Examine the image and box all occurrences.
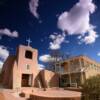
[40,70,59,88]
[1,56,15,88]
[30,95,81,100]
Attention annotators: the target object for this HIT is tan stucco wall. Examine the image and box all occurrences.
[1,56,15,88]
[40,70,59,88]
[85,67,99,79]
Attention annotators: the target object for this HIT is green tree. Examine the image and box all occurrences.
[82,75,100,100]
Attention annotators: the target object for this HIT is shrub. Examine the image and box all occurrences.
[82,75,100,100]
[19,92,25,97]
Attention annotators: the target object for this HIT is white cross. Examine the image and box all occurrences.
[26,38,32,46]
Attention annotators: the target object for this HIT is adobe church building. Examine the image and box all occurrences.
[1,44,59,89]
[1,40,100,90]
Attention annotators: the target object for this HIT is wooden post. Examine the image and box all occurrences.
[79,59,84,84]
[68,62,71,86]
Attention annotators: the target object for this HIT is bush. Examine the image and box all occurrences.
[43,88,46,91]
[19,92,25,97]
[82,75,100,100]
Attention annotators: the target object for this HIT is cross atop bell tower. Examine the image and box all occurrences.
[26,38,32,46]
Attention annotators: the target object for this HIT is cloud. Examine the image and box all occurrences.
[39,54,52,63]
[38,64,45,70]
[58,0,98,44]
[0,45,9,60]
[0,60,3,68]
[0,28,18,38]
[97,52,100,57]
[39,54,62,63]
[29,0,39,19]
[49,33,66,50]
[82,30,98,44]
[77,35,83,40]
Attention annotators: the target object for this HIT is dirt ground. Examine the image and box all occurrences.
[0,89,25,100]
[0,92,5,100]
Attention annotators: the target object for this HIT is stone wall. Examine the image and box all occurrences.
[30,95,81,100]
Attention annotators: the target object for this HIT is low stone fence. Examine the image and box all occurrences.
[29,95,81,100]
[64,87,82,92]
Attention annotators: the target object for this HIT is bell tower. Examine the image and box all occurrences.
[13,39,39,89]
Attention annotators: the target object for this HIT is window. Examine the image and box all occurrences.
[26,64,30,70]
[25,50,32,59]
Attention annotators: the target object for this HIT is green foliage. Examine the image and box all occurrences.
[82,75,100,100]
[82,75,100,94]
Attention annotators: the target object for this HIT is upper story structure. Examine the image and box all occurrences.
[56,55,100,75]
[55,55,100,87]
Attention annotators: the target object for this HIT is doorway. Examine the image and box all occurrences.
[21,74,33,87]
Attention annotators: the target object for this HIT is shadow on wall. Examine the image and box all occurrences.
[34,71,47,88]
[34,73,40,88]
[34,70,59,88]
[49,74,59,87]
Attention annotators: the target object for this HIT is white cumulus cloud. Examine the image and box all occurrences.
[97,52,100,57]
[49,33,66,50]
[0,28,18,38]
[39,54,52,63]
[58,0,98,44]
[82,30,98,44]
[0,45,9,60]
[29,0,39,19]
[39,54,62,63]
[38,64,45,70]
[0,61,3,68]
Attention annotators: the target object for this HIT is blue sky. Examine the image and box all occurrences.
[0,0,100,68]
